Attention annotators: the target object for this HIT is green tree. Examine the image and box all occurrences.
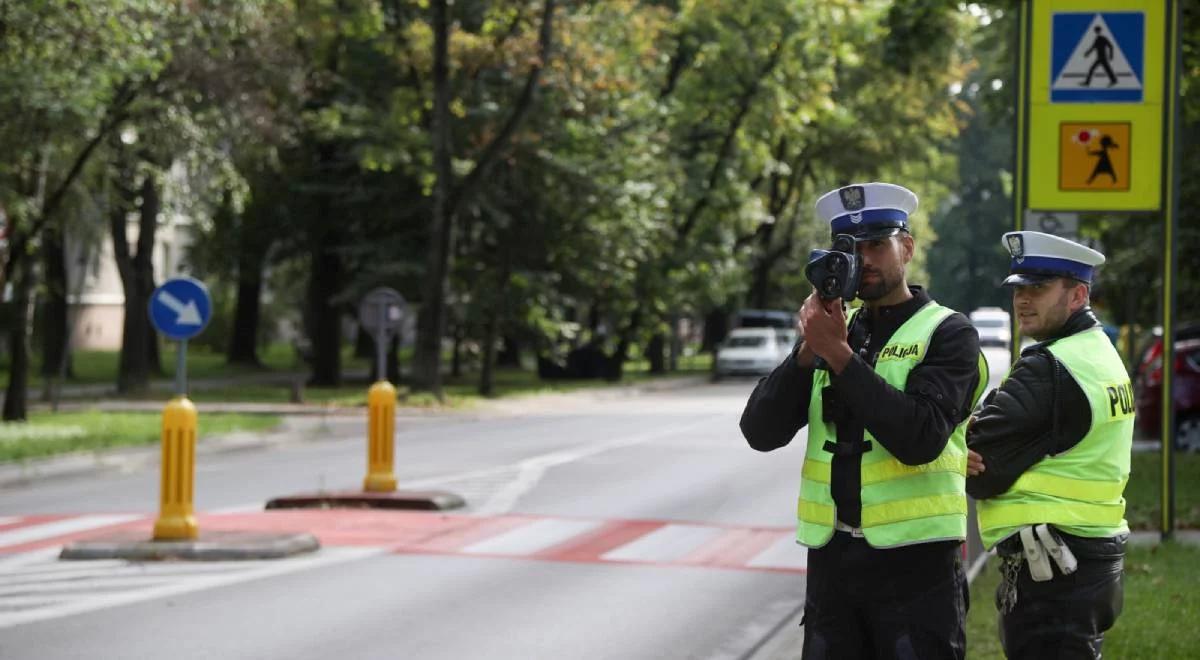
[0,1,170,419]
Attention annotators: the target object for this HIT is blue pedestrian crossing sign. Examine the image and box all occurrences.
[1051,12,1144,103]
[149,277,212,341]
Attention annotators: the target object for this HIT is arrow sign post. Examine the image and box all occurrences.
[146,277,212,541]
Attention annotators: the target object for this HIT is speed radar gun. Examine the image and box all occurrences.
[805,233,861,302]
[804,234,861,370]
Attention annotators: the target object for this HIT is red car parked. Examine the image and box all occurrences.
[1133,322,1200,451]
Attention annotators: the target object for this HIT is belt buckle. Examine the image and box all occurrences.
[835,520,864,538]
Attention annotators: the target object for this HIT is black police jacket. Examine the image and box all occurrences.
[966,308,1102,500]
[740,286,983,528]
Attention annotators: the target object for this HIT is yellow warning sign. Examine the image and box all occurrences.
[1059,122,1130,192]
[1026,0,1166,211]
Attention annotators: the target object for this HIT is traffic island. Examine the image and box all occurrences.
[262,371,468,512]
[59,529,320,561]
[264,489,465,511]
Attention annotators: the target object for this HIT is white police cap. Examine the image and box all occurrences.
[814,182,919,241]
[1001,231,1105,286]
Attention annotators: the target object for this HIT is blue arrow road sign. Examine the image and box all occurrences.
[149,277,212,341]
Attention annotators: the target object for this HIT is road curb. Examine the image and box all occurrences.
[60,530,320,561]
[0,416,335,490]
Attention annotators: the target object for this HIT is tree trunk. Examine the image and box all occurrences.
[701,308,729,354]
[668,314,681,372]
[413,0,556,397]
[450,321,463,378]
[112,174,159,394]
[226,258,265,366]
[413,0,454,397]
[388,333,401,383]
[355,324,373,359]
[40,227,70,378]
[497,334,521,367]
[646,332,666,374]
[607,304,643,382]
[749,257,772,310]
[146,312,161,376]
[479,312,498,396]
[2,255,34,421]
[307,238,343,387]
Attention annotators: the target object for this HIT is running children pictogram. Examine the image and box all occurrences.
[1058,122,1131,191]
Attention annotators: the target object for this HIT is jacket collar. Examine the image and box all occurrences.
[1024,307,1102,353]
[860,286,929,321]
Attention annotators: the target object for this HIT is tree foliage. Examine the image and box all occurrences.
[7,0,1111,411]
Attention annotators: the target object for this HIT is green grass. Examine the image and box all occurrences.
[1106,542,1200,657]
[966,542,1200,658]
[2,345,711,407]
[1125,450,1200,530]
[0,343,363,388]
[0,411,281,462]
[965,559,1005,659]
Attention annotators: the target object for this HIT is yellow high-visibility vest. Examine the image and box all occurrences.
[978,327,1132,549]
[798,302,987,548]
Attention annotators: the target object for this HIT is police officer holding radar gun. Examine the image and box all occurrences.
[740,182,987,659]
[966,231,1130,659]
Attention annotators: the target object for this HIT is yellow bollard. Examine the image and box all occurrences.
[363,381,398,492]
[153,396,199,540]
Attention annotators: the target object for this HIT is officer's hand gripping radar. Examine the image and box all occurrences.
[804,234,861,370]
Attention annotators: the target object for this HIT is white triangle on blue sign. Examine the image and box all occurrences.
[1052,14,1141,91]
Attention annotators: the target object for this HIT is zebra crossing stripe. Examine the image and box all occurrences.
[462,518,603,556]
[601,524,723,563]
[746,535,808,571]
[0,515,140,549]
[0,546,382,629]
[0,510,808,575]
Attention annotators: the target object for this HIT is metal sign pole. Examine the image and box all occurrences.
[376,302,387,383]
[1160,0,1181,541]
[176,339,188,397]
[1010,0,1031,366]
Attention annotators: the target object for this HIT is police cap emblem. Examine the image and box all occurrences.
[1006,234,1024,259]
[839,185,865,212]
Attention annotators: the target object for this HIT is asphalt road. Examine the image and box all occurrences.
[0,349,1010,660]
[1,380,808,660]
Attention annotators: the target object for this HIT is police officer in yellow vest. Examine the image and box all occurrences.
[741,182,986,659]
[966,231,1130,659]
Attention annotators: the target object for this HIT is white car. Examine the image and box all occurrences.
[970,307,1011,348]
[715,327,794,378]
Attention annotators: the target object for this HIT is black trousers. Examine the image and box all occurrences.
[801,532,967,660]
[995,535,1125,660]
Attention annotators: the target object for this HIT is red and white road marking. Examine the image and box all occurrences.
[0,510,805,628]
[0,509,806,573]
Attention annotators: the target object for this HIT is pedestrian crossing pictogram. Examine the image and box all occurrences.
[1059,122,1131,191]
[1051,12,1144,103]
